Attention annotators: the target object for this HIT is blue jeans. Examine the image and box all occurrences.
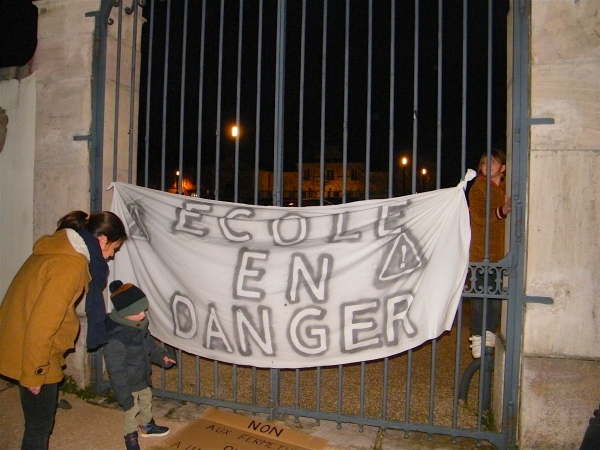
[19,383,58,450]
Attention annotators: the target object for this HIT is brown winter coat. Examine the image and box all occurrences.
[0,229,91,388]
[468,175,508,263]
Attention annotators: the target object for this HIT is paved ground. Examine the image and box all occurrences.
[0,382,497,450]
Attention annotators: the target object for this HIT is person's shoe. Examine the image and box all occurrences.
[124,431,140,450]
[139,418,170,438]
[484,330,496,347]
[57,399,72,409]
[469,331,497,358]
[469,335,482,358]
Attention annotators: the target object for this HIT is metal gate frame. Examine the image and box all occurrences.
[86,1,550,448]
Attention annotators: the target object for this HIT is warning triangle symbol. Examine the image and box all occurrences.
[379,233,421,281]
[127,204,150,241]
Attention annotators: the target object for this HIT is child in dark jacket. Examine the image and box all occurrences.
[104,280,176,450]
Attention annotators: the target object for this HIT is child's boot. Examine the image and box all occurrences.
[139,418,170,437]
[124,431,140,450]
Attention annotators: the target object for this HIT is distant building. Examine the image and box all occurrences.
[281,161,389,202]
[172,162,389,204]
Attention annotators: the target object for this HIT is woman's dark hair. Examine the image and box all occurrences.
[57,211,127,243]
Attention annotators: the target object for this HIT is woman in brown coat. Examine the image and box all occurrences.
[0,211,126,450]
[468,149,511,358]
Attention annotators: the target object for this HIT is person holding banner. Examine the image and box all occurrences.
[468,149,511,358]
[0,210,127,450]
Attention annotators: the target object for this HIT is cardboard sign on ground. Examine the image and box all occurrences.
[149,406,328,450]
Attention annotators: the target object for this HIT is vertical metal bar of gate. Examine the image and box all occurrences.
[461,0,468,180]
[196,0,207,197]
[233,0,243,203]
[273,0,286,205]
[160,0,171,192]
[318,1,327,204]
[435,0,442,190]
[271,1,288,415]
[112,4,123,182]
[343,0,350,203]
[253,1,264,205]
[177,0,189,195]
[474,0,496,433]
[87,2,109,393]
[297,0,306,203]
[403,0,420,430]
[214,0,224,200]
[451,4,469,435]
[387,1,395,198]
[411,0,419,195]
[364,1,372,201]
[143,0,156,188]
[426,0,444,435]
[128,4,140,184]
[505,0,532,447]
[88,3,108,213]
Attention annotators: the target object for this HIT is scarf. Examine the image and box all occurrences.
[77,228,109,350]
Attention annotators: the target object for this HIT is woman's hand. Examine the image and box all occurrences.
[28,386,41,395]
[502,195,512,216]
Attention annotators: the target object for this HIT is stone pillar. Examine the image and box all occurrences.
[520,1,600,448]
[33,0,102,388]
[32,0,143,387]
[33,0,100,237]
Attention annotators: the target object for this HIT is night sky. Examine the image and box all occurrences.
[138,0,508,194]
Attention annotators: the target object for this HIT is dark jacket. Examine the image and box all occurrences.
[103,317,174,411]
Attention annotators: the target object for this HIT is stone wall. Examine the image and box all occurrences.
[0,76,36,300]
[520,1,600,448]
[33,0,99,238]
[28,0,142,387]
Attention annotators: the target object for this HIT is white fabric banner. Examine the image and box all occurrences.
[109,171,473,369]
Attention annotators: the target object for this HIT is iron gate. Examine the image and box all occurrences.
[88,1,534,448]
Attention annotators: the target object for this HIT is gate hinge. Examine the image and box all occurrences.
[528,117,555,125]
[521,295,553,304]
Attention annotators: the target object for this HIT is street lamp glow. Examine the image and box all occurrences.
[176,170,180,176]
[231,126,238,137]
[421,168,427,175]
[399,156,409,196]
